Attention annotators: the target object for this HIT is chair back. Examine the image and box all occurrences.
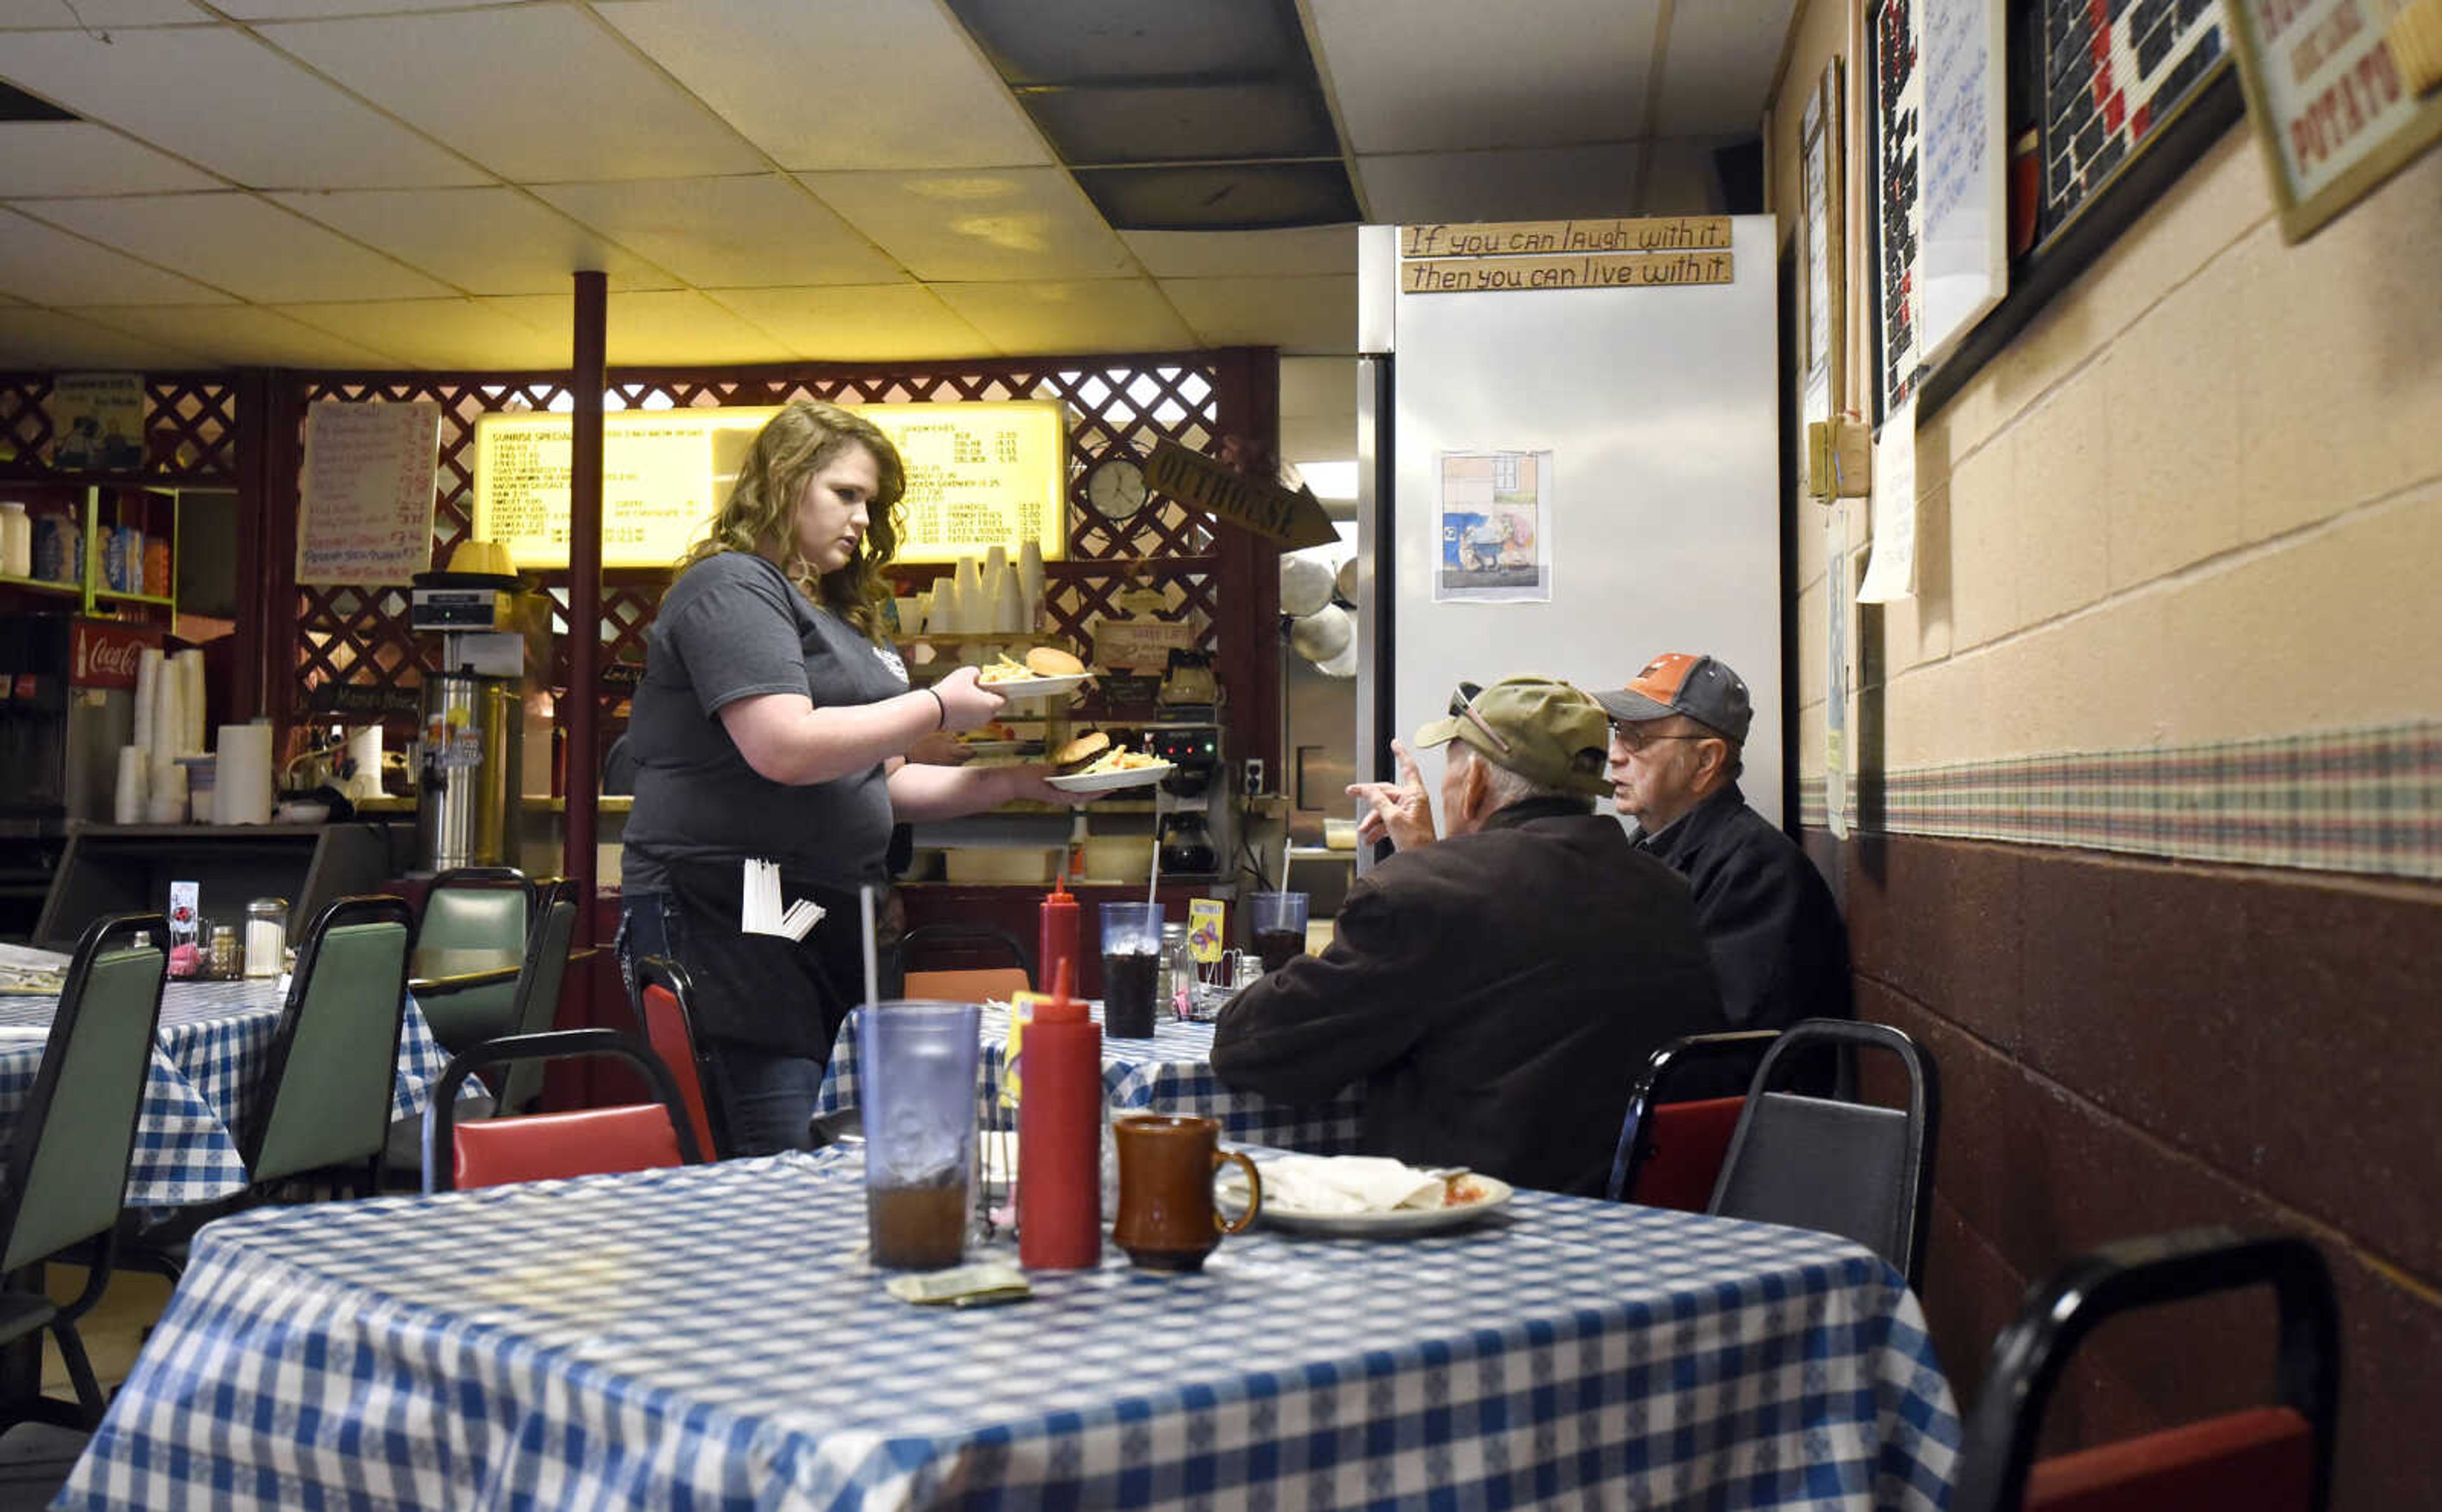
[0,914,169,1273]
[1952,1228,2338,1512]
[422,1029,703,1193]
[1708,1018,1938,1286]
[246,895,415,1187]
[631,955,724,1160]
[1608,1029,1781,1206]
[900,923,1033,1003]
[413,867,532,1057]
[492,883,579,1117]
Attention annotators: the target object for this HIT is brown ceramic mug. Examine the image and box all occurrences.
[1110,1115,1262,1272]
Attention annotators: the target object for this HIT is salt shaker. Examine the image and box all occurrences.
[244,898,288,978]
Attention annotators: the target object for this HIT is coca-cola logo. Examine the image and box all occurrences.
[70,622,155,689]
[81,639,145,678]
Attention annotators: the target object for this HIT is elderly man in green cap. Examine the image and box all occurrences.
[1212,675,1725,1197]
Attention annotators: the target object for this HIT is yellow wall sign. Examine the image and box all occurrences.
[471,401,1069,569]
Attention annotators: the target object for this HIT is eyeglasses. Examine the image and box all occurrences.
[1447,682,1512,754]
[1606,723,1711,753]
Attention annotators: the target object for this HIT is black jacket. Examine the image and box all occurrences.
[1633,783,1853,1034]
[1212,798,1725,1197]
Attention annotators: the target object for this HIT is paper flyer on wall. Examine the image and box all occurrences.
[1433,450,1552,603]
[1826,504,1851,839]
[1856,397,1918,604]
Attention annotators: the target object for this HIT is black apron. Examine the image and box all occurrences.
[658,856,869,1062]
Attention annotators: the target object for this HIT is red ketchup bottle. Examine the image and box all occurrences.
[1017,959,1103,1268]
[1037,878,1079,1001]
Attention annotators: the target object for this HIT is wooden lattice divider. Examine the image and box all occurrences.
[0,374,240,485]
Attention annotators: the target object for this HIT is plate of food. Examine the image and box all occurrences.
[974,646,1093,700]
[1220,1156,1514,1238]
[1042,732,1174,793]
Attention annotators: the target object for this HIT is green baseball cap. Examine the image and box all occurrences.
[1412,675,1615,799]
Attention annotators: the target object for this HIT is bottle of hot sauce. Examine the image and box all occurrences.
[1017,959,1102,1268]
[1037,877,1079,1003]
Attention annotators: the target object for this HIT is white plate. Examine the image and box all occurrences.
[1044,760,1175,794]
[974,673,1090,700]
[1221,1172,1515,1238]
[959,740,1028,757]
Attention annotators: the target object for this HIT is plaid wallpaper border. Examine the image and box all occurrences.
[1798,720,2442,881]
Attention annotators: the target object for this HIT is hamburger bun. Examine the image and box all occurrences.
[1052,731,1110,773]
[1024,645,1085,677]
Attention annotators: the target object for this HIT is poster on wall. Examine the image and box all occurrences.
[2032,0,2229,251]
[48,373,146,472]
[1858,397,1919,603]
[1433,450,1553,604]
[1869,0,1928,418]
[296,400,441,587]
[1800,58,1846,500]
[1917,0,2007,364]
[2225,0,2442,242]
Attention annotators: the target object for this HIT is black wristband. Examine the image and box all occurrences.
[923,686,947,729]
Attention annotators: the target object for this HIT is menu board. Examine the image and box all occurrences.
[296,399,441,586]
[471,401,1068,570]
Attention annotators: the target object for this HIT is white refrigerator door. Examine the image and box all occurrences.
[1362,214,1783,831]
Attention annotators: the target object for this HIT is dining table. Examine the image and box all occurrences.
[56,1147,1961,1511]
[0,975,466,1210]
[815,1001,1367,1153]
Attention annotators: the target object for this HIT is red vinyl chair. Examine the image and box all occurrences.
[420,1030,703,1193]
[1606,1029,1780,1207]
[630,955,725,1161]
[1952,1228,2339,1512]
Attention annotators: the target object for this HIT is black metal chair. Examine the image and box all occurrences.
[1706,1018,1940,1288]
[490,881,580,1117]
[1951,1228,2339,1512]
[1606,1029,1781,1206]
[422,1030,703,1193]
[0,913,168,1431]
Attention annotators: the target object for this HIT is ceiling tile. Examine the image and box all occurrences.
[259,8,766,183]
[486,289,795,367]
[1356,144,1643,224]
[217,0,517,17]
[1159,274,1353,354]
[928,278,1194,355]
[0,206,232,305]
[1280,356,1356,417]
[1657,0,1797,135]
[707,285,993,363]
[532,175,904,289]
[275,298,576,369]
[0,27,487,188]
[593,0,1050,172]
[271,188,668,296]
[1120,226,1356,280]
[29,194,452,302]
[0,305,204,370]
[64,303,394,366]
[0,0,208,25]
[799,168,1133,282]
[1309,0,1657,153]
[0,122,220,196]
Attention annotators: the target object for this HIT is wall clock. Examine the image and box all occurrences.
[1084,453,1149,523]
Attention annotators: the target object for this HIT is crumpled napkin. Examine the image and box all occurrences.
[1255,1155,1447,1214]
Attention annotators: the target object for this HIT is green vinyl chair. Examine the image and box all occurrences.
[0,912,169,1431]
[410,867,534,1061]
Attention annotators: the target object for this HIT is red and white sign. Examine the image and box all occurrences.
[70,617,160,690]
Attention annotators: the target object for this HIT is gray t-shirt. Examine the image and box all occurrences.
[620,553,907,896]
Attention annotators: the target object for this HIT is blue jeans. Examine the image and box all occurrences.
[619,891,824,1157]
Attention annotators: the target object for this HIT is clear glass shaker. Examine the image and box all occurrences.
[244,897,288,978]
[1158,921,1196,1021]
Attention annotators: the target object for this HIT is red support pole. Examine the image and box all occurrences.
[564,273,606,949]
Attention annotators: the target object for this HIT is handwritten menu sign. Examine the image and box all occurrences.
[296,400,441,586]
[1917,0,2006,366]
[473,401,1066,570]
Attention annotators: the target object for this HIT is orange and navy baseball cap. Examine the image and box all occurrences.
[1595,652,1753,744]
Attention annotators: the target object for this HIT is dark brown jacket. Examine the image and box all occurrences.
[1212,798,1725,1196]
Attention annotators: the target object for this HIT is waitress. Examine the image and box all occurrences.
[618,399,1077,1155]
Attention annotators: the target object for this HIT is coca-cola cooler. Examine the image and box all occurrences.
[0,615,160,820]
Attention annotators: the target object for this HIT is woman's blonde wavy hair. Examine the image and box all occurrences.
[674,400,906,643]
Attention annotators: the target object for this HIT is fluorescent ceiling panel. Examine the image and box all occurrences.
[272,188,666,296]
[31,193,452,302]
[946,0,1305,84]
[593,0,1051,172]
[1159,273,1353,353]
[1356,143,1643,224]
[0,305,203,368]
[534,175,904,289]
[1119,225,1355,279]
[928,278,1195,355]
[65,302,393,366]
[0,206,231,305]
[1025,82,1337,166]
[261,8,765,184]
[1074,163,1358,231]
[708,285,994,363]
[0,27,486,188]
[0,123,220,196]
[1309,0,1655,153]
[799,168,1133,282]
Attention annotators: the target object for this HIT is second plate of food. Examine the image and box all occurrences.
[1045,760,1173,793]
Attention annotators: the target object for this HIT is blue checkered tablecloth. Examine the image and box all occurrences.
[817,1002,1367,1153]
[58,1149,1959,1511]
[0,977,463,1209]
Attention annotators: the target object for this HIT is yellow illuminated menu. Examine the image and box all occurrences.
[471,401,1068,569]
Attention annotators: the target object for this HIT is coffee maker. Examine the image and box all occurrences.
[409,565,547,872]
[1138,722,1227,878]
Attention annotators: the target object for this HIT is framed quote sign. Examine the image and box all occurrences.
[2223,0,2442,241]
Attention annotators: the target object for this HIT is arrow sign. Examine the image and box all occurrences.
[1144,439,1339,551]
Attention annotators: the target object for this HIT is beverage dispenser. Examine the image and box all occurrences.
[409,556,544,872]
